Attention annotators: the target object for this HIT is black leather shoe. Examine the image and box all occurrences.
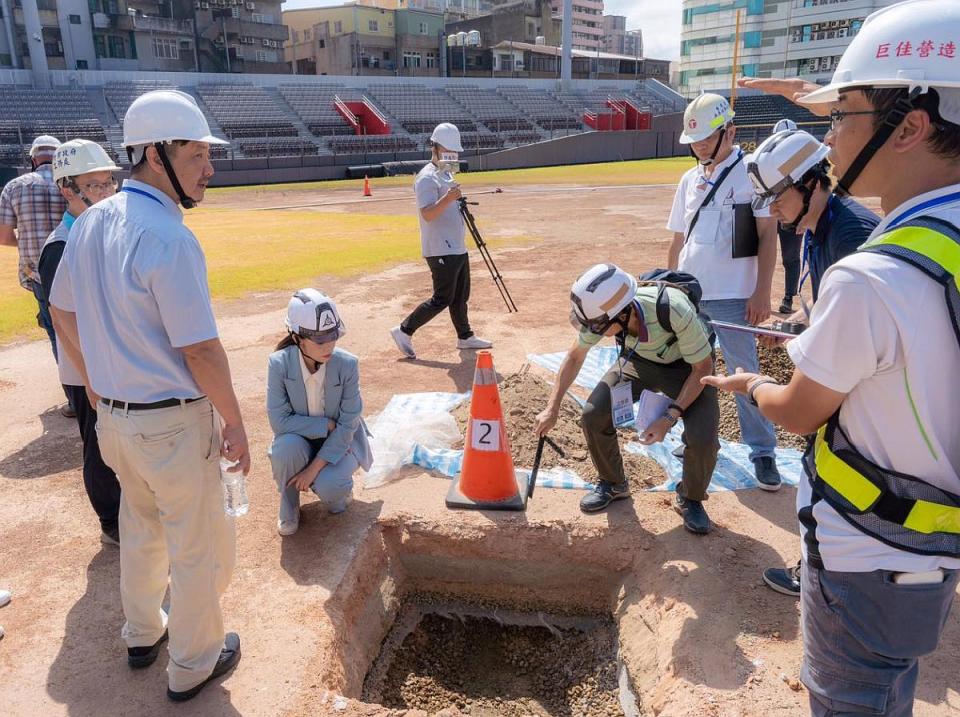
[779,296,794,314]
[673,487,712,534]
[128,630,168,669]
[167,632,241,702]
[579,481,630,513]
[754,456,783,492]
[763,561,801,597]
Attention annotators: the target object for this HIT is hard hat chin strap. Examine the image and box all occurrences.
[782,178,816,232]
[693,127,727,167]
[154,142,197,209]
[834,90,919,197]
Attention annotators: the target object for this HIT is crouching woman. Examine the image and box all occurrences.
[267,289,372,536]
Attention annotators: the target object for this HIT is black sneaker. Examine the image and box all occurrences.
[579,481,630,513]
[128,630,168,669]
[779,296,794,314]
[762,561,801,597]
[167,632,241,702]
[754,456,782,492]
[673,486,711,534]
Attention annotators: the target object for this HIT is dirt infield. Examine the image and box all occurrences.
[1,174,957,717]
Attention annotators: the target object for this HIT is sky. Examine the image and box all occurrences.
[280,0,684,61]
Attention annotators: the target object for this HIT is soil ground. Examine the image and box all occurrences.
[1,177,957,717]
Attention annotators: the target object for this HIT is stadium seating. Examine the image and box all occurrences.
[445,85,535,133]
[237,137,319,158]
[196,82,297,139]
[327,135,417,154]
[367,84,477,135]
[0,87,108,144]
[279,83,366,137]
[496,86,583,131]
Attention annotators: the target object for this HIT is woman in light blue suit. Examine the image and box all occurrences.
[267,289,372,536]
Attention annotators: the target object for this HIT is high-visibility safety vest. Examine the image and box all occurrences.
[804,216,960,557]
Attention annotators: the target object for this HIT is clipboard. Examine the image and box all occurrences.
[708,320,801,341]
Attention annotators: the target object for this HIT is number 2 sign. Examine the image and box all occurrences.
[470,419,501,452]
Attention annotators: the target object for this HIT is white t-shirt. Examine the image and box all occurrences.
[666,147,770,301]
[299,353,326,418]
[787,184,960,573]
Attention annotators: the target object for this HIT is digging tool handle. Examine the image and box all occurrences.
[527,436,565,499]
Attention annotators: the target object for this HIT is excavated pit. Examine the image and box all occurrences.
[319,518,655,716]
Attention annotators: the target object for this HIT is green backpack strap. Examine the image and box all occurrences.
[860,215,960,352]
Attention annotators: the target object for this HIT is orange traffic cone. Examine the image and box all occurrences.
[446,351,529,511]
[363,175,372,197]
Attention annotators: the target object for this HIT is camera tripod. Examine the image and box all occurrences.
[458,196,518,313]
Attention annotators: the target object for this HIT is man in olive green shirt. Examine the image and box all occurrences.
[535,264,719,533]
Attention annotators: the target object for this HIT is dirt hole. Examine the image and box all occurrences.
[362,596,636,717]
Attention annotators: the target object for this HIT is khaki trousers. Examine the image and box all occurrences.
[96,398,236,692]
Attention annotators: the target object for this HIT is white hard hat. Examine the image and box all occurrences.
[429,122,464,153]
[680,94,736,144]
[53,139,120,182]
[772,118,797,133]
[799,0,960,123]
[570,264,637,334]
[746,130,832,210]
[122,90,228,148]
[285,289,345,343]
[30,135,61,157]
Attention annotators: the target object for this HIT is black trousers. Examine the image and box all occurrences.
[401,253,474,340]
[779,227,802,298]
[64,384,121,533]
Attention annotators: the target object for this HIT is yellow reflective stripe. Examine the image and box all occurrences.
[866,226,960,290]
[903,500,960,535]
[814,426,882,511]
[709,114,726,129]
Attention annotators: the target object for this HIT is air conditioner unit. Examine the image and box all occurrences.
[263,38,270,46]
[246,2,254,8]
[201,2,209,9]
[830,20,839,28]
[195,1,201,8]
[811,23,820,31]
[838,28,848,38]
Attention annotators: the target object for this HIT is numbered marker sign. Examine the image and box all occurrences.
[471,419,501,452]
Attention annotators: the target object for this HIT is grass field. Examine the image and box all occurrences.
[0,157,691,345]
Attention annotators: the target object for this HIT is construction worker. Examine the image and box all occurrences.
[704,1,960,713]
[37,139,123,547]
[534,264,720,533]
[666,94,783,491]
[0,135,73,415]
[48,90,248,702]
[770,118,803,314]
[267,289,373,536]
[745,128,879,597]
[390,122,491,359]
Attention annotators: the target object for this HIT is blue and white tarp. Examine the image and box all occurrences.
[366,346,803,493]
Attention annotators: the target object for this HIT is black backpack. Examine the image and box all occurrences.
[637,269,714,349]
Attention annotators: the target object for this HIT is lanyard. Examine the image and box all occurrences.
[883,190,960,232]
[122,186,165,207]
[797,195,836,299]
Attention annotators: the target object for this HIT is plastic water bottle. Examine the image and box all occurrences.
[221,454,249,517]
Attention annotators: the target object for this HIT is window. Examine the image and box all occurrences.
[368,20,378,32]
[318,38,325,48]
[419,21,427,34]
[426,50,436,68]
[232,6,239,17]
[402,50,421,68]
[108,35,125,58]
[93,35,106,57]
[69,14,81,24]
[292,30,300,43]
[334,20,342,33]
[44,41,64,57]
[303,28,310,40]
[383,49,390,60]
[153,36,179,60]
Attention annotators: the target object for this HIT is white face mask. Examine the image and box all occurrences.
[438,151,459,174]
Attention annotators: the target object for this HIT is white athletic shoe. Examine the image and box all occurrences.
[390,326,416,358]
[0,589,10,608]
[457,336,493,350]
[277,517,300,536]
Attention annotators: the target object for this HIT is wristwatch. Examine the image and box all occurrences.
[664,404,683,426]
[748,378,779,407]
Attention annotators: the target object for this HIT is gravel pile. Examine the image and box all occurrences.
[714,345,808,450]
[452,369,664,491]
[364,612,624,717]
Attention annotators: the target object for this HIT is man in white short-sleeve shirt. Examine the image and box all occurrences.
[49,90,250,703]
[709,2,960,712]
[666,93,782,491]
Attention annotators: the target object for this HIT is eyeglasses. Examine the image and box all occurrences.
[76,178,118,194]
[829,108,883,130]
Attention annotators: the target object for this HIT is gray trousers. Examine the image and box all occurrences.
[582,355,720,501]
[801,562,959,716]
[268,434,358,522]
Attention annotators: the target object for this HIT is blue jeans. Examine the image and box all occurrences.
[801,563,958,716]
[29,279,58,361]
[700,298,777,461]
[269,433,357,522]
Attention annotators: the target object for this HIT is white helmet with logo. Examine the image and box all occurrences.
[285,289,345,343]
[30,135,61,157]
[680,93,736,144]
[123,90,228,148]
[799,0,960,121]
[53,139,120,182]
[772,118,797,133]
[429,122,464,153]
[570,264,637,334]
[746,130,831,209]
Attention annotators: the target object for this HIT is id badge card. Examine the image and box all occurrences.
[611,381,635,428]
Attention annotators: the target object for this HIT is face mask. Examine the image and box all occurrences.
[438,152,459,174]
